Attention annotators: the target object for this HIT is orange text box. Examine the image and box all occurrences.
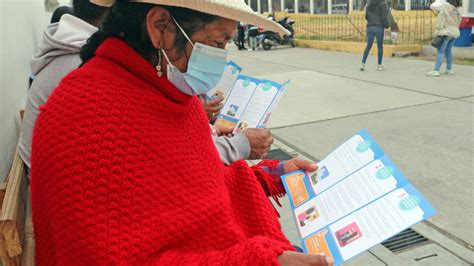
[215,116,237,129]
[305,230,333,257]
[286,172,309,207]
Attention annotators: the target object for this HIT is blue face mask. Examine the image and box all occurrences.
[162,18,229,96]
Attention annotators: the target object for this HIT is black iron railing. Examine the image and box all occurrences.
[276,11,436,45]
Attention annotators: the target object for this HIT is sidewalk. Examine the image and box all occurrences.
[229,45,474,265]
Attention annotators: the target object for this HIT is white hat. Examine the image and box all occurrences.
[90,0,115,7]
[132,0,290,35]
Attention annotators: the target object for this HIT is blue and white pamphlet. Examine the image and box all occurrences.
[206,61,243,102]
[206,61,289,132]
[281,130,436,265]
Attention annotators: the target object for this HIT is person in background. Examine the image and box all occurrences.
[236,21,247,50]
[360,0,389,71]
[28,5,74,86]
[248,24,259,51]
[20,0,111,178]
[426,0,462,77]
[30,0,333,264]
[211,121,274,165]
[200,95,274,165]
[50,5,74,23]
[18,1,112,265]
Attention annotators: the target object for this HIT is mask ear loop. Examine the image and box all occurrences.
[159,17,193,76]
[160,48,175,77]
[161,48,172,65]
[171,16,194,48]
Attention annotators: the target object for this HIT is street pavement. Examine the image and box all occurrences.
[229,44,474,265]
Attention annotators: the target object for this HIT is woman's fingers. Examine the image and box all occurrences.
[284,158,318,173]
[208,105,223,113]
[278,251,334,266]
[208,96,224,105]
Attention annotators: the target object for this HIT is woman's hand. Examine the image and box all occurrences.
[243,128,273,159]
[199,96,224,124]
[283,158,318,174]
[390,32,398,41]
[214,124,233,137]
[278,251,334,266]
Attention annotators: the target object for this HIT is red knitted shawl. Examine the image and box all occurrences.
[30,38,293,265]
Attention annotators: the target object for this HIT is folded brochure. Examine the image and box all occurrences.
[205,60,290,131]
[281,130,436,265]
[214,74,289,132]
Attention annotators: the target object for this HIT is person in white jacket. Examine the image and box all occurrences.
[426,0,462,77]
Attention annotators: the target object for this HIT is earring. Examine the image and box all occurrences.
[156,49,163,77]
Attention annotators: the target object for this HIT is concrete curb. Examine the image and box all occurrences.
[296,39,422,57]
[421,45,474,59]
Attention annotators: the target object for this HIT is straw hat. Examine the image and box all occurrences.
[132,0,290,35]
[90,0,115,7]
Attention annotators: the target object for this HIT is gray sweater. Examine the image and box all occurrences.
[213,133,250,165]
[19,14,97,168]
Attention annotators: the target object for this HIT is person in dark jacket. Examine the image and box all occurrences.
[236,22,247,50]
[248,24,259,50]
[360,0,389,71]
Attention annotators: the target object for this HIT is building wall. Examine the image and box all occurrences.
[0,0,48,181]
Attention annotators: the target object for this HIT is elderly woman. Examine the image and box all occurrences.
[30,0,333,265]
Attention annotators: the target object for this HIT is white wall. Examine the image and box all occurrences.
[0,0,47,181]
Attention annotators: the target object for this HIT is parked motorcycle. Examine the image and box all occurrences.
[259,17,296,51]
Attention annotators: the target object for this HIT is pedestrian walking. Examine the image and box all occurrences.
[360,0,389,71]
[237,22,247,50]
[248,24,259,50]
[426,0,462,77]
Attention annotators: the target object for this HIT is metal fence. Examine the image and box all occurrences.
[391,0,432,11]
[258,0,433,13]
[281,11,436,45]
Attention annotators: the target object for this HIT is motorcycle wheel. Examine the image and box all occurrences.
[262,36,275,51]
[262,42,272,51]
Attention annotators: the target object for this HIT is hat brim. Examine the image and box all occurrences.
[132,0,290,35]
